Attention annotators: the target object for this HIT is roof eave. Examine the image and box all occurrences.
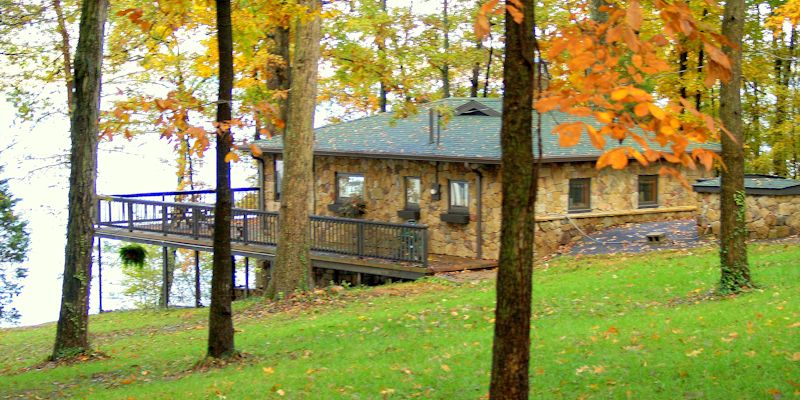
[254,147,605,164]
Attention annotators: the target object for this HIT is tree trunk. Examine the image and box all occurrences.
[678,47,688,100]
[695,9,707,110]
[262,26,290,139]
[207,0,236,359]
[52,0,108,360]
[470,39,483,97]
[52,0,73,112]
[772,28,788,176]
[489,0,536,397]
[483,30,494,97]
[718,0,751,293]
[159,247,176,308]
[441,0,451,98]
[268,0,321,298]
[378,0,388,112]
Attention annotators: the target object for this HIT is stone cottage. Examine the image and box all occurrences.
[693,174,800,239]
[251,97,715,259]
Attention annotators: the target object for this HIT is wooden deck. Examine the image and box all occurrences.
[97,226,497,280]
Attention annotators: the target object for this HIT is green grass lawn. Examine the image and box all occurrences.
[1,243,798,399]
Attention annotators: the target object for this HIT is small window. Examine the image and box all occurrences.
[274,159,283,201]
[405,176,421,209]
[449,180,469,213]
[638,175,658,207]
[568,178,591,211]
[336,173,365,203]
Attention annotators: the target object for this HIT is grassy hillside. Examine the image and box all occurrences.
[1,243,798,399]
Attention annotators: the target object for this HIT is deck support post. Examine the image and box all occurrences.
[97,238,103,313]
[354,272,362,286]
[231,256,236,301]
[244,257,250,298]
[194,250,202,307]
[161,246,169,308]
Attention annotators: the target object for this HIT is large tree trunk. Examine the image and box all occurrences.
[207,0,236,358]
[718,0,751,293]
[261,26,290,139]
[489,0,536,397]
[268,0,321,298]
[52,0,108,360]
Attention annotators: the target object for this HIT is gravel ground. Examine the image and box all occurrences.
[567,219,712,256]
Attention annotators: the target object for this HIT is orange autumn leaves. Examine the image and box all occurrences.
[533,1,730,180]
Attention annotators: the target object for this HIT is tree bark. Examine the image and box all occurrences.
[470,39,483,97]
[52,0,73,112]
[268,0,321,298]
[378,0,388,112]
[207,0,236,359]
[52,0,108,360]
[261,25,290,139]
[718,0,751,293]
[441,0,451,98]
[489,0,536,397]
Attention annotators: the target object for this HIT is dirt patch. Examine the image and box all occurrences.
[435,268,497,283]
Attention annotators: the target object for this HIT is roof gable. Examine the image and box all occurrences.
[454,100,501,117]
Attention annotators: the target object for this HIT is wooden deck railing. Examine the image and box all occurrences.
[97,195,428,266]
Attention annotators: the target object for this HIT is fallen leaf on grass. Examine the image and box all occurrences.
[685,348,703,357]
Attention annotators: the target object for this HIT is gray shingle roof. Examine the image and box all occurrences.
[693,174,800,195]
[252,97,721,163]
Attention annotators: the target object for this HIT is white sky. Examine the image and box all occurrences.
[0,99,255,327]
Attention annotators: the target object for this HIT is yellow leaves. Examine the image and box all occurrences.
[474,0,500,39]
[506,2,524,24]
[440,364,451,372]
[586,124,606,150]
[791,352,800,362]
[685,348,704,357]
[597,148,629,170]
[534,96,561,113]
[596,111,615,124]
[262,366,275,374]
[249,144,263,157]
[224,152,240,163]
[626,0,643,31]
[553,122,584,147]
[575,365,607,375]
[633,103,649,117]
[631,54,643,69]
[648,104,665,120]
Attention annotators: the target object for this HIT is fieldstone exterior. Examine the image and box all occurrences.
[697,193,800,239]
[262,154,708,259]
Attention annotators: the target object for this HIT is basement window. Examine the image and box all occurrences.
[638,175,658,208]
[568,178,591,212]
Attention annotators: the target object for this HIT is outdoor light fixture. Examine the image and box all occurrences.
[430,183,441,201]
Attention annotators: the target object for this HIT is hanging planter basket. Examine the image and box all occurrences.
[119,244,148,268]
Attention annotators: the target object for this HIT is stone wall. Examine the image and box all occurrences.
[697,193,800,239]
[262,154,707,259]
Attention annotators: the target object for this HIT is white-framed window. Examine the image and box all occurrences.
[336,173,365,202]
[449,180,469,213]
